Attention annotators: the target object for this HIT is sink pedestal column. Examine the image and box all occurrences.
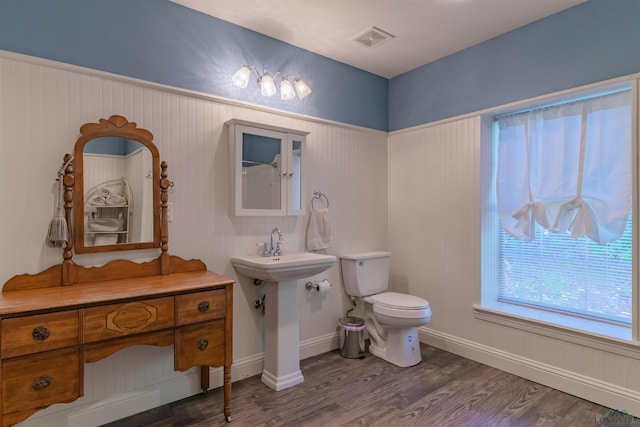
[261,279,304,391]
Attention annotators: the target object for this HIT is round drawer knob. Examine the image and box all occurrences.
[32,326,50,341]
[32,375,52,390]
[198,301,210,312]
[198,338,209,351]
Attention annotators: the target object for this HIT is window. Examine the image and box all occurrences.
[499,214,632,324]
[480,82,635,339]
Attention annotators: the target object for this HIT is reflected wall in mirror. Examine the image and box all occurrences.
[74,115,161,253]
[241,133,282,210]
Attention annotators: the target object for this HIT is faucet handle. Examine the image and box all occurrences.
[261,242,271,257]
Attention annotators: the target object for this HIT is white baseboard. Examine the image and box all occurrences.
[22,328,637,425]
[18,334,339,427]
[300,332,340,360]
[419,326,640,417]
[18,370,205,427]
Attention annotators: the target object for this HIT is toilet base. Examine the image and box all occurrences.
[369,327,421,367]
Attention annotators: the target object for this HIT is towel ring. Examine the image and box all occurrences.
[311,190,329,209]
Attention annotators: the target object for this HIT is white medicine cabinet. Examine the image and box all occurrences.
[226,119,308,216]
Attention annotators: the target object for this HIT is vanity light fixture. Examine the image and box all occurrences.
[232,65,312,100]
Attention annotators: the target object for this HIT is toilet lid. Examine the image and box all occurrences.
[369,292,429,310]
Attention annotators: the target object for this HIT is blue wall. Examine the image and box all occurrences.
[0,0,388,131]
[1,1,639,132]
[389,0,640,131]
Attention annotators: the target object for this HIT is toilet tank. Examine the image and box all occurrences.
[340,251,390,297]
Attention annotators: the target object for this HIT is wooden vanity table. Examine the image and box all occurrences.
[0,116,234,426]
[0,257,233,427]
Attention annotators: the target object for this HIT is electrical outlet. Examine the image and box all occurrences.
[167,202,173,222]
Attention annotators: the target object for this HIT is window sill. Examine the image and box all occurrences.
[473,302,640,358]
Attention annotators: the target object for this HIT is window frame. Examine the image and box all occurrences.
[476,77,639,346]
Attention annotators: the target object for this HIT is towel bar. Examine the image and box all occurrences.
[311,190,329,209]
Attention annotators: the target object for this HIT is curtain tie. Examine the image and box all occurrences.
[512,201,535,240]
[568,199,596,240]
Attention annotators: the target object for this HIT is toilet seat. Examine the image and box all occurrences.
[369,292,429,309]
[364,292,430,319]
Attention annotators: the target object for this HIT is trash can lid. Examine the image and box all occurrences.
[339,317,365,331]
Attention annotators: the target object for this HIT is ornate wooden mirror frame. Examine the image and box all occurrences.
[57,115,171,285]
[73,115,164,254]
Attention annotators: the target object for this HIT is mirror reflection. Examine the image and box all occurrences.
[241,133,282,210]
[240,134,302,211]
[289,139,302,211]
[82,137,154,246]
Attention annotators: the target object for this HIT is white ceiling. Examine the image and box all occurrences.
[171,0,586,78]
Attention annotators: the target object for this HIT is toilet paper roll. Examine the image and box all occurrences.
[317,279,331,293]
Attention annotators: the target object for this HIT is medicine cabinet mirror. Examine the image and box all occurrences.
[73,115,161,253]
[226,119,307,216]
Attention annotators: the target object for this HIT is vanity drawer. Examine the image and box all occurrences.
[2,348,80,417]
[1,311,79,359]
[176,289,226,326]
[175,319,225,371]
[83,297,175,343]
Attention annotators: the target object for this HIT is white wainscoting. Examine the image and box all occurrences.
[389,115,640,416]
[0,50,387,426]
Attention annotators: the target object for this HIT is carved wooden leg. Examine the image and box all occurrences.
[200,366,209,393]
[224,365,231,422]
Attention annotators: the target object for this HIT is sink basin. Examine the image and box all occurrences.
[231,252,336,282]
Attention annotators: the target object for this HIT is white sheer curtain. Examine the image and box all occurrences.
[497,90,631,243]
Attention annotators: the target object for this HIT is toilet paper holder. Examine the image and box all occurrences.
[305,279,332,292]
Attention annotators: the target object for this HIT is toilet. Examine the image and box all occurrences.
[340,251,431,367]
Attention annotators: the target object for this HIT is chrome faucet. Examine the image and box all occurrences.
[270,228,283,256]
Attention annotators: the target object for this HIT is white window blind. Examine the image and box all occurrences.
[495,88,633,324]
[498,216,632,323]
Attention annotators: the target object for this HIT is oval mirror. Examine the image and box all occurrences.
[74,115,161,253]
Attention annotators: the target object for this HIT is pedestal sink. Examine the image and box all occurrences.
[231,252,336,391]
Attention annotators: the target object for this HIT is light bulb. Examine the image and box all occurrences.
[294,78,312,99]
[232,65,251,89]
[260,71,277,97]
[280,77,296,100]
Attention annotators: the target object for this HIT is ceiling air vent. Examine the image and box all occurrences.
[352,26,395,48]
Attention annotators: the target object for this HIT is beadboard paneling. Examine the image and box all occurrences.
[388,115,640,414]
[0,51,387,426]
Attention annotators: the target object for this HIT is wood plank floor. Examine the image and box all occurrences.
[101,344,613,427]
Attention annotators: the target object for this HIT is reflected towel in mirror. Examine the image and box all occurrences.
[90,193,126,206]
[94,234,118,245]
[88,217,124,232]
[90,196,108,205]
[105,193,126,205]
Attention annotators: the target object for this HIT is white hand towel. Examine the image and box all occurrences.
[306,208,333,250]
[94,234,118,245]
[105,193,126,205]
